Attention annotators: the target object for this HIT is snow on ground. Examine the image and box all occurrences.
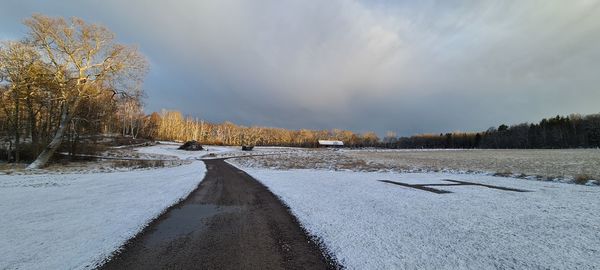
[135,143,303,161]
[231,148,600,184]
[135,143,239,160]
[229,148,386,171]
[346,148,600,182]
[0,146,207,270]
[236,166,600,269]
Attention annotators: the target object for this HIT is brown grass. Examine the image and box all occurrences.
[574,174,593,185]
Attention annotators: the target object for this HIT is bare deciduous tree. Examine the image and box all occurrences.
[24,14,147,169]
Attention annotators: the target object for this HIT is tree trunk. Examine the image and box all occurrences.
[26,96,39,149]
[26,103,71,169]
[130,117,136,139]
[13,89,20,163]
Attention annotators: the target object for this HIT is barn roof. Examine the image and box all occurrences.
[318,140,344,146]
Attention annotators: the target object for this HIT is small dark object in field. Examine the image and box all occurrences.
[178,140,204,151]
[574,174,592,185]
[242,145,254,151]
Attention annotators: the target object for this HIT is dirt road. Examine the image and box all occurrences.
[99,159,336,270]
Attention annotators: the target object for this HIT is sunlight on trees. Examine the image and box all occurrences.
[152,110,381,148]
[0,14,147,168]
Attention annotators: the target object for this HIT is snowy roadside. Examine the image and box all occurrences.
[234,165,600,269]
[0,144,208,270]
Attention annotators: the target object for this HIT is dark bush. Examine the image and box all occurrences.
[1,143,41,163]
[178,140,203,151]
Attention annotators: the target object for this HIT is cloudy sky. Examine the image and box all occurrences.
[1,0,599,135]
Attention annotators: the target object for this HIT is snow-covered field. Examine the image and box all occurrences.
[346,148,600,182]
[3,143,599,269]
[231,148,600,184]
[134,143,297,160]
[237,166,600,269]
[0,144,210,270]
[135,143,239,160]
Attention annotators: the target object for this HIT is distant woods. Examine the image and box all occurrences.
[386,114,600,149]
[140,111,600,150]
[148,110,381,148]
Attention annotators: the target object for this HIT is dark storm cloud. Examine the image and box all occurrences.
[2,0,600,135]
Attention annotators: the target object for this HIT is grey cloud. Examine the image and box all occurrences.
[1,0,599,135]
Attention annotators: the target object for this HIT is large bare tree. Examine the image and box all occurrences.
[24,14,147,169]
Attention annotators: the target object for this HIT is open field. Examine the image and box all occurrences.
[237,165,600,269]
[348,149,600,181]
[227,147,600,268]
[2,144,599,270]
[231,148,600,184]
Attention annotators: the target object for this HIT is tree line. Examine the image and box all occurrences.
[145,110,381,148]
[386,114,600,149]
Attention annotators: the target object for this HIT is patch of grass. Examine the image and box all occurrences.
[112,159,166,169]
[574,174,593,185]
